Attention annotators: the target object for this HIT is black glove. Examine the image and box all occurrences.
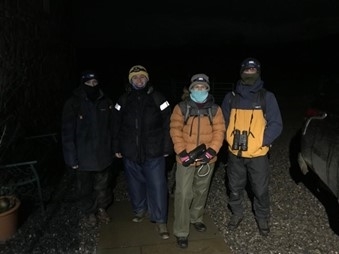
[197,148,217,164]
[179,150,195,167]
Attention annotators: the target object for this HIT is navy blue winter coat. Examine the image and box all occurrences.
[61,87,114,171]
[221,78,283,157]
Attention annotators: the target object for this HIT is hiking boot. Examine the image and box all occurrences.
[97,208,111,224]
[176,237,188,249]
[192,222,207,232]
[81,213,97,227]
[227,215,243,231]
[156,223,169,240]
[132,211,147,222]
[257,219,270,236]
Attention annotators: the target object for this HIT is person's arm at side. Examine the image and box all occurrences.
[263,92,283,147]
[61,99,79,168]
[112,96,124,158]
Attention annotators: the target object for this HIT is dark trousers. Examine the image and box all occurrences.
[227,152,270,219]
[123,156,168,224]
[75,164,114,214]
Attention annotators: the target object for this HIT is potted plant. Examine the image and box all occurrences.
[0,195,21,242]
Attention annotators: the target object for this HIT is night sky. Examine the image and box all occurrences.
[70,0,339,100]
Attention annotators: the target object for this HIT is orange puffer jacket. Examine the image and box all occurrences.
[170,97,226,165]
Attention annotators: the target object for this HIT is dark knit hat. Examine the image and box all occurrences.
[189,73,210,91]
[240,58,261,74]
[81,70,98,83]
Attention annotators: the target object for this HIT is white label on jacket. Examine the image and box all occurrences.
[115,103,121,111]
[160,101,170,111]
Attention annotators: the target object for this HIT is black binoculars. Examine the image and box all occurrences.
[232,129,248,151]
[182,144,206,167]
[188,143,206,160]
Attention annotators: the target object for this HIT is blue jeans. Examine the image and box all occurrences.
[123,156,168,223]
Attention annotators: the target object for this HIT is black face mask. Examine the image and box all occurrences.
[83,84,100,101]
[240,73,260,85]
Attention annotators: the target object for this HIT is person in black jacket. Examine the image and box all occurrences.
[61,70,115,226]
[113,65,172,240]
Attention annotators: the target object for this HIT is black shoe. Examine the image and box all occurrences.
[192,222,207,232]
[176,237,188,249]
[257,219,270,237]
[227,215,243,231]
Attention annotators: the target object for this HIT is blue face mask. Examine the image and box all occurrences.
[190,90,208,103]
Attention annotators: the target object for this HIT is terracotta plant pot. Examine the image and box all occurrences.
[0,196,21,243]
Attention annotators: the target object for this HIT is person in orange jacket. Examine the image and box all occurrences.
[170,73,225,249]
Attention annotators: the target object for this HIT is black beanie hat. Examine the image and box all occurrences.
[240,58,261,74]
[81,70,98,83]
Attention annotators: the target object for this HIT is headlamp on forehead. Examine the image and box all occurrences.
[81,71,98,83]
[192,77,209,84]
[130,66,146,72]
[240,58,261,73]
[82,73,96,80]
[189,73,210,91]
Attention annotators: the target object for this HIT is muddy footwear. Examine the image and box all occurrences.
[81,213,97,227]
[257,219,270,236]
[156,223,169,240]
[132,211,147,222]
[227,215,243,231]
[192,222,207,232]
[176,237,188,249]
[97,208,111,224]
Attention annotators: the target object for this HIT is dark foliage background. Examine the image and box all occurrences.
[0,1,77,163]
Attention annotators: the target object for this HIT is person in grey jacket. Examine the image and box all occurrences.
[61,70,115,226]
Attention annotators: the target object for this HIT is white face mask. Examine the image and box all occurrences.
[190,90,208,103]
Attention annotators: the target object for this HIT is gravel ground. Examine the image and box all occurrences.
[1,96,339,254]
[206,97,339,254]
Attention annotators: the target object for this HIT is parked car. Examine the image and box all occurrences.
[298,77,339,201]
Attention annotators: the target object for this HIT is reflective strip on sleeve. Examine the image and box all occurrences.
[114,103,121,111]
[160,101,170,111]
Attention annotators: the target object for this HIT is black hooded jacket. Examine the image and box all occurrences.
[61,86,114,171]
[112,85,173,163]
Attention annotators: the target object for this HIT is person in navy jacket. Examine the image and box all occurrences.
[221,58,283,236]
[62,70,115,226]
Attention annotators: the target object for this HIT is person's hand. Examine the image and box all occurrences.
[179,150,194,167]
[72,165,79,169]
[115,152,123,158]
[197,148,217,164]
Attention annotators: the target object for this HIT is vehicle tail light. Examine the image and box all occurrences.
[305,108,323,118]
